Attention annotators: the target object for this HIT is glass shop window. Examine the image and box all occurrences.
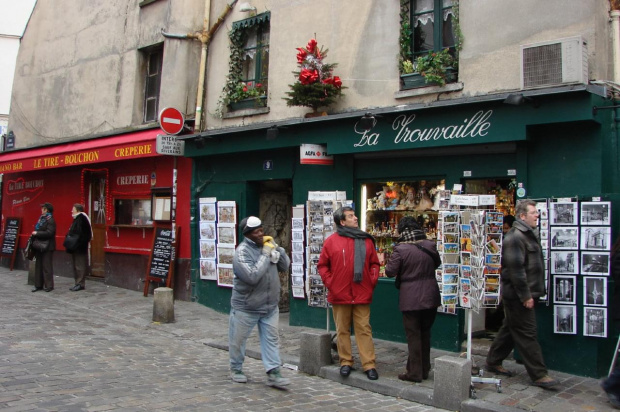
[463,178,516,217]
[114,199,153,226]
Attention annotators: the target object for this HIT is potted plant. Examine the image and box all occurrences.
[400,59,427,89]
[416,49,456,87]
[226,81,266,111]
[283,38,345,116]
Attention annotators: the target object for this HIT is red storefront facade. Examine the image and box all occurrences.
[0,128,193,299]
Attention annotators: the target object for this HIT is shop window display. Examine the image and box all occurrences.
[361,179,445,275]
[114,199,152,226]
[464,178,516,216]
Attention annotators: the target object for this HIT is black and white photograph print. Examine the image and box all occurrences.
[292,286,305,299]
[292,218,304,231]
[549,227,579,250]
[292,241,304,253]
[581,226,612,251]
[554,305,577,335]
[550,202,578,225]
[580,201,611,225]
[292,230,304,242]
[553,275,576,304]
[583,276,607,306]
[551,251,579,274]
[583,307,607,338]
[291,276,304,287]
[581,252,610,276]
[291,264,304,276]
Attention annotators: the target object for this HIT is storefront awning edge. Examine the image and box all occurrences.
[179,84,600,143]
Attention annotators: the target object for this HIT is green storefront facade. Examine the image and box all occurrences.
[184,86,619,378]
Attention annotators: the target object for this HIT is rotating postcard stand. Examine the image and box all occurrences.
[439,196,504,396]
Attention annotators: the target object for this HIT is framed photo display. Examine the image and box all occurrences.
[549,227,579,250]
[583,276,607,306]
[550,251,579,274]
[553,275,576,304]
[581,252,610,276]
[580,226,611,250]
[580,201,611,225]
[583,307,607,338]
[550,202,578,225]
[554,305,577,335]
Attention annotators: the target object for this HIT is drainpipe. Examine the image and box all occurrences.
[161,0,238,132]
[612,10,620,83]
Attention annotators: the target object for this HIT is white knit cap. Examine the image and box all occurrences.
[242,216,262,234]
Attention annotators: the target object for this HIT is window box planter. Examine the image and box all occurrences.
[228,96,267,111]
[400,68,458,90]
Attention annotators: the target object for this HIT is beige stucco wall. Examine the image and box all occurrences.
[8,0,612,147]
[204,0,610,130]
[9,0,204,149]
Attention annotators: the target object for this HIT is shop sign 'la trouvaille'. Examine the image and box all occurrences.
[353,109,493,148]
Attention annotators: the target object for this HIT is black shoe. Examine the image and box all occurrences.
[44,287,54,292]
[365,368,379,380]
[31,287,42,292]
[340,365,352,377]
[70,285,84,291]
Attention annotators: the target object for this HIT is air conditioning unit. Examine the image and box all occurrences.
[520,36,588,89]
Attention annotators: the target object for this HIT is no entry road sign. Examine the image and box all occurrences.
[158,107,185,135]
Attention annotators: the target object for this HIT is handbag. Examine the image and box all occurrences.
[31,238,49,253]
[24,236,35,260]
[63,233,80,252]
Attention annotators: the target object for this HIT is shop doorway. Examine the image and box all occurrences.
[257,180,292,312]
[85,171,107,278]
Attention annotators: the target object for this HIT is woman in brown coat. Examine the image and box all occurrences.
[385,217,441,382]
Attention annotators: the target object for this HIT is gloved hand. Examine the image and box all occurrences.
[263,236,278,248]
[270,249,281,264]
[262,236,276,256]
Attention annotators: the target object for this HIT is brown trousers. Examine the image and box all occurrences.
[332,304,376,371]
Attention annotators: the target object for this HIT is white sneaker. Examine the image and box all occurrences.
[231,370,247,383]
[266,368,290,388]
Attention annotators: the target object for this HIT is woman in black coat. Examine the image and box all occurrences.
[31,202,56,292]
[385,217,441,383]
[66,203,92,291]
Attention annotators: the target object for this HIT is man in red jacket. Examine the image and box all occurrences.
[318,206,380,380]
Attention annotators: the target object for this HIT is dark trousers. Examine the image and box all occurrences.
[34,251,54,289]
[402,308,437,381]
[486,297,548,381]
[72,252,88,287]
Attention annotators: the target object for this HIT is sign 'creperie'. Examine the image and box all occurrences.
[0,130,159,173]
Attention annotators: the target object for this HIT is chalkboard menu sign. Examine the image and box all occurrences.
[143,224,180,296]
[1,217,21,270]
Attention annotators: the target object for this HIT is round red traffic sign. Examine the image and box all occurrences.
[158,107,185,135]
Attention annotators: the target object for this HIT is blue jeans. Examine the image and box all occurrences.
[229,307,281,372]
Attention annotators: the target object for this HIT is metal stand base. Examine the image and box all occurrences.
[470,371,502,399]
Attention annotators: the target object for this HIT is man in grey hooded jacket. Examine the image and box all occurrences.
[229,216,291,389]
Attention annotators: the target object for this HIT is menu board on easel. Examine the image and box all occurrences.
[143,223,180,296]
[1,217,21,270]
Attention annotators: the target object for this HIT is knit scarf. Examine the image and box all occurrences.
[398,227,427,243]
[35,213,51,230]
[336,225,375,283]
